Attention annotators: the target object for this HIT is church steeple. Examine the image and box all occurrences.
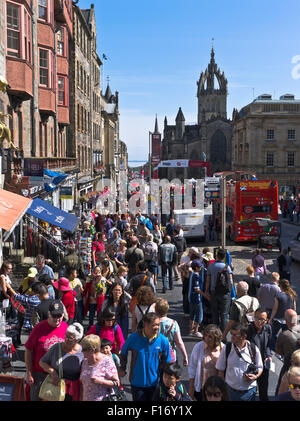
[197,44,228,123]
[154,114,160,134]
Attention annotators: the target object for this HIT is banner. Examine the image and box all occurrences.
[44,169,68,192]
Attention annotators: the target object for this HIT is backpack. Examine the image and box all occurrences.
[234,297,256,325]
[145,218,153,230]
[144,242,156,261]
[215,265,231,295]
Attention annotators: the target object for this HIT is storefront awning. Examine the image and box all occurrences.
[26,198,79,232]
[0,189,32,241]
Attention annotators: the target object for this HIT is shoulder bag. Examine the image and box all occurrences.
[39,343,66,401]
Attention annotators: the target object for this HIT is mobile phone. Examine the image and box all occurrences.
[265,359,271,369]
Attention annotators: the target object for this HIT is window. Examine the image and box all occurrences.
[58,77,65,105]
[57,28,64,56]
[38,0,48,20]
[6,3,20,57]
[266,152,274,167]
[39,49,48,86]
[266,129,274,141]
[288,129,296,140]
[288,152,295,167]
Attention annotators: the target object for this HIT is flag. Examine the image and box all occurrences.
[44,169,67,192]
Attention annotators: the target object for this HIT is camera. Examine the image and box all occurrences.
[244,363,259,376]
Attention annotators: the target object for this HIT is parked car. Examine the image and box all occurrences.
[288,232,300,262]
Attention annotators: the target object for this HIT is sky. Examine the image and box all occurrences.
[78,0,300,163]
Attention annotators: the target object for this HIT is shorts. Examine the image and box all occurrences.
[189,301,203,324]
[147,261,158,275]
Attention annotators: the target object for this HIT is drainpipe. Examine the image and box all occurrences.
[31,0,36,156]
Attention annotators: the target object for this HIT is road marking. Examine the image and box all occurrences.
[238,259,247,265]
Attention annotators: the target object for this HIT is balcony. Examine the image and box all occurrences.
[6,59,33,100]
[39,87,56,115]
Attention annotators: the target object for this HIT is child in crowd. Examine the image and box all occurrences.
[86,307,125,355]
[188,260,207,338]
[82,266,107,329]
[152,362,190,401]
[100,338,120,369]
[68,268,85,324]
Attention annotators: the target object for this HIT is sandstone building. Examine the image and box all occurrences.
[232,93,300,192]
[161,48,233,180]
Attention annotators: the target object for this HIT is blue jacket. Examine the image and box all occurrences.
[120,329,172,388]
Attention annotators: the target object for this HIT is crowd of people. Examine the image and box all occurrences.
[0,209,300,402]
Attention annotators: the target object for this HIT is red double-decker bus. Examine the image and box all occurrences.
[213,173,279,242]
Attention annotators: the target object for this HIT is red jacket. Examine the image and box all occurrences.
[82,281,104,316]
[61,290,76,320]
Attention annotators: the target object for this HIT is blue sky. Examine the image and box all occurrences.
[78,0,300,162]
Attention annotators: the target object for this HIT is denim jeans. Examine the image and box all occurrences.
[161,262,173,290]
[76,300,84,324]
[88,303,98,327]
[189,301,203,324]
[211,293,231,332]
[271,319,285,351]
[131,385,156,401]
[227,385,257,401]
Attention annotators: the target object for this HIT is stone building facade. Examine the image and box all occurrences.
[233,93,300,192]
[161,48,233,180]
[101,84,121,186]
[4,0,75,193]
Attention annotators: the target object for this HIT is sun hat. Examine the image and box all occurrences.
[27,267,38,278]
[189,247,200,257]
[53,277,73,292]
[202,252,214,262]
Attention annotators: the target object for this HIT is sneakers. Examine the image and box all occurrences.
[193,331,203,338]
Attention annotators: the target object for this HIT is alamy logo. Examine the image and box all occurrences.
[94,177,205,216]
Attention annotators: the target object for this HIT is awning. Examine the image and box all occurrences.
[26,198,79,232]
[0,188,32,241]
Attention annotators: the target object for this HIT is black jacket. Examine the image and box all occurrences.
[172,235,187,255]
[246,322,272,361]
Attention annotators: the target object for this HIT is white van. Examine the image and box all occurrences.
[173,208,206,241]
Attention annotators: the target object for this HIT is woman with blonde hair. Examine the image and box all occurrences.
[155,298,188,366]
[278,349,300,395]
[269,278,297,351]
[132,286,156,332]
[244,265,261,298]
[79,334,120,401]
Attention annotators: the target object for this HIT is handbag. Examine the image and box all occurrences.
[39,343,66,401]
[103,386,127,401]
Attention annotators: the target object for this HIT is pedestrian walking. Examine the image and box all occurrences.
[159,235,177,293]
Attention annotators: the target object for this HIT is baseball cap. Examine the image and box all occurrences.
[191,259,202,270]
[27,267,38,278]
[49,300,64,316]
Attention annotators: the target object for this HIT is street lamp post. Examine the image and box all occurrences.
[221,175,226,250]
[149,131,152,184]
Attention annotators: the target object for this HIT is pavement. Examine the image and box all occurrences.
[7,252,285,401]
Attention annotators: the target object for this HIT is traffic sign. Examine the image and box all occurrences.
[205,190,220,199]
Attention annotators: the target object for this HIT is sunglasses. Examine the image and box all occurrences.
[206,391,221,398]
[51,314,63,319]
[289,384,300,390]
